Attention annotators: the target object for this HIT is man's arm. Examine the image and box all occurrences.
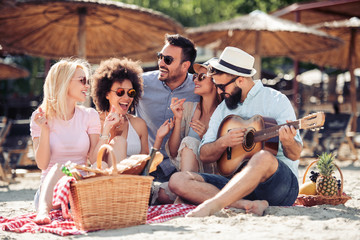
[279,124,303,161]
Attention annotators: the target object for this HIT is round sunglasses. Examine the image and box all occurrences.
[157,52,174,65]
[110,88,136,98]
[192,73,207,82]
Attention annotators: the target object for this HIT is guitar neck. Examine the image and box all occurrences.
[254,120,300,142]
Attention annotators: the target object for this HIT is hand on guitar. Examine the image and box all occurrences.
[170,97,186,120]
[221,128,247,148]
[278,120,297,144]
[279,120,302,160]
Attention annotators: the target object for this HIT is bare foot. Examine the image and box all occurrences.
[186,199,222,217]
[35,211,51,225]
[231,199,269,216]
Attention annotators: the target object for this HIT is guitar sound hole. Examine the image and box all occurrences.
[243,130,255,151]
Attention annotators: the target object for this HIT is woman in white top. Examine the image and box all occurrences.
[91,58,149,164]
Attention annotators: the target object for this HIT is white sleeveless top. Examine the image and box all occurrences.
[126,116,141,156]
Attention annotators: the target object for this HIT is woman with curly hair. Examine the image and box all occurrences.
[92,58,155,164]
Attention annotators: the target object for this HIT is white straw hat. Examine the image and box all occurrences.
[209,47,256,77]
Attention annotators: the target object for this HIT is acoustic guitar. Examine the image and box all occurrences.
[216,112,325,176]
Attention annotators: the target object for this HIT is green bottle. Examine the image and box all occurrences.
[61,166,73,177]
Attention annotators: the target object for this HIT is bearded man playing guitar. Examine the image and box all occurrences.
[168,47,303,217]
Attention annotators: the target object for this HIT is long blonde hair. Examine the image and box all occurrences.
[41,58,90,120]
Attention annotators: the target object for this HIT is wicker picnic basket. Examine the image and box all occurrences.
[69,144,153,231]
[296,160,351,207]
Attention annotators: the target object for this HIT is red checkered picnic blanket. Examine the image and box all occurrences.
[0,176,196,236]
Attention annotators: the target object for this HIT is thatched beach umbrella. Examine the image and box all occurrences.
[0,61,29,80]
[186,10,341,80]
[272,0,360,25]
[297,18,360,131]
[0,0,183,62]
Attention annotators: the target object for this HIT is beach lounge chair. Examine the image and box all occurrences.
[1,119,33,178]
[0,117,11,182]
[346,115,360,160]
[316,113,353,157]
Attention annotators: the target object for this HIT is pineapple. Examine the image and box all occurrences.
[316,152,338,196]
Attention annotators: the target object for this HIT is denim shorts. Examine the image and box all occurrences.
[199,159,299,206]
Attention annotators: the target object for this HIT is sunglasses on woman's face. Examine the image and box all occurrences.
[76,76,89,85]
[192,73,207,82]
[157,52,174,65]
[111,88,136,98]
[207,66,223,76]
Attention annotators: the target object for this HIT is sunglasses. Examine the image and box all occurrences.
[76,76,89,85]
[157,52,174,65]
[111,88,136,98]
[207,66,224,76]
[212,76,238,92]
[192,73,207,82]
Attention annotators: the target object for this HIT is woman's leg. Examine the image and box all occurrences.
[35,163,64,224]
[180,147,199,172]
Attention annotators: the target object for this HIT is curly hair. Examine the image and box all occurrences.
[91,58,143,113]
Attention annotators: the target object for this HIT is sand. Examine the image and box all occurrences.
[1,156,360,240]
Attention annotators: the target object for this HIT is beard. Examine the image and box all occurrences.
[222,86,242,110]
[158,65,183,84]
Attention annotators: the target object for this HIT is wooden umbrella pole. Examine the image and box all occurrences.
[253,31,261,80]
[292,11,301,114]
[78,7,87,59]
[348,28,357,132]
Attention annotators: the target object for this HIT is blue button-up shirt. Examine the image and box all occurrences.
[136,70,200,176]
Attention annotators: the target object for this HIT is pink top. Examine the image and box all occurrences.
[30,106,101,182]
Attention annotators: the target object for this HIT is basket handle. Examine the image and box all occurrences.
[302,159,344,196]
[97,144,118,176]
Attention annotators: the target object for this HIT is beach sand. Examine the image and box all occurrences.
[1,151,360,240]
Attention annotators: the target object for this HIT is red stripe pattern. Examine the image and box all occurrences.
[1,176,196,236]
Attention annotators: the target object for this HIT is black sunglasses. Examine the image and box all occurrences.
[77,76,89,85]
[157,52,174,65]
[207,66,224,76]
[192,73,207,82]
[212,76,238,92]
[111,88,136,98]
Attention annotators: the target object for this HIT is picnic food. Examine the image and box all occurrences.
[299,181,317,195]
[316,152,338,196]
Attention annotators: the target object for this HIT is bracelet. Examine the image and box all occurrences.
[100,133,110,140]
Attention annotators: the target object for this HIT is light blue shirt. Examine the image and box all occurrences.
[136,70,200,175]
[200,80,302,178]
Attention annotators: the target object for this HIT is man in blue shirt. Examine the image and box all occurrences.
[136,34,199,182]
[169,47,302,216]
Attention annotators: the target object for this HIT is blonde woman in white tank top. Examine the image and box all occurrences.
[91,58,149,166]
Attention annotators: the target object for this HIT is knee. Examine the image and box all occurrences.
[251,150,278,169]
[168,172,191,195]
